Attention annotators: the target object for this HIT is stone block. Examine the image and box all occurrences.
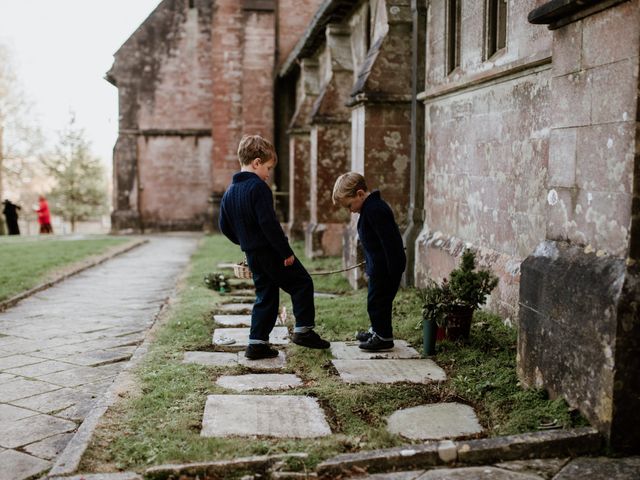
[387,403,482,440]
[417,466,542,479]
[329,341,420,360]
[23,432,74,461]
[550,72,590,129]
[201,394,331,438]
[0,404,37,422]
[552,20,582,77]
[213,314,252,327]
[238,351,287,370]
[495,458,570,478]
[553,456,640,480]
[183,351,238,367]
[332,359,446,384]
[0,449,51,480]
[216,303,253,314]
[582,2,640,69]
[215,373,302,391]
[0,354,44,370]
[547,128,576,188]
[589,59,638,125]
[213,327,289,351]
[0,414,76,449]
[0,378,59,403]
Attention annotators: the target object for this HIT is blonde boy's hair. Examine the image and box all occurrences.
[332,172,368,204]
[237,135,277,166]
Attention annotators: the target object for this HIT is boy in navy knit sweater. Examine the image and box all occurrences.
[219,135,330,359]
[332,172,406,351]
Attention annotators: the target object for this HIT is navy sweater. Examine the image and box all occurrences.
[219,171,294,259]
[357,191,406,279]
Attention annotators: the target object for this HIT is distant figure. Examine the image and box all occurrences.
[2,199,21,235]
[36,196,53,234]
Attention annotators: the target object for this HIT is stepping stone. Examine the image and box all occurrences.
[330,341,420,360]
[213,327,289,351]
[0,449,51,480]
[238,351,287,370]
[227,289,255,296]
[201,394,331,438]
[314,292,338,298]
[223,296,254,304]
[213,314,252,327]
[332,359,446,384]
[183,351,238,367]
[216,373,302,391]
[387,402,483,440]
[216,303,252,314]
[216,262,237,269]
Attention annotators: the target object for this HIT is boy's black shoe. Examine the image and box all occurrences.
[359,335,394,351]
[292,330,330,349]
[355,330,373,342]
[245,344,280,360]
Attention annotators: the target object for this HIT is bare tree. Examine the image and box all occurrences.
[42,114,108,232]
[0,44,44,234]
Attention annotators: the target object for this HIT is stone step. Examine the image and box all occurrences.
[213,314,252,327]
[182,351,287,370]
[331,359,446,384]
[201,394,331,438]
[387,402,483,440]
[215,303,253,314]
[330,341,420,360]
[216,374,302,392]
[212,327,289,351]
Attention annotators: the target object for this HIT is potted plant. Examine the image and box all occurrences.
[421,249,499,345]
[420,278,454,355]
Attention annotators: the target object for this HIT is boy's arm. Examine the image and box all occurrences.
[369,204,406,277]
[253,183,294,260]
[218,201,240,245]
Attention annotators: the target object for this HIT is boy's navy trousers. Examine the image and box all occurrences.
[367,272,402,339]
[245,248,315,342]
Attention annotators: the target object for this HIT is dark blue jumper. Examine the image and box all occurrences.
[357,190,406,339]
[219,172,315,342]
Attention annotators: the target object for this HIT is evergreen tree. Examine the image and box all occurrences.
[42,115,108,232]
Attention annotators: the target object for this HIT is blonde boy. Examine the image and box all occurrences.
[333,172,406,351]
[219,135,330,359]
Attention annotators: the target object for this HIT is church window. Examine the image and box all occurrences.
[485,0,507,59]
[446,0,461,74]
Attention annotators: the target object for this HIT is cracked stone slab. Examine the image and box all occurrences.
[332,359,446,384]
[496,458,570,478]
[60,347,134,367]
[213,327,289,351]
[201,394,331,438]
[49,474,142,480]
[6,359,78,377]
[238,351,287,370]
[0,377,60,402]
[213,314,252,327]
[416,466,544,479]
[355,473,426,480]
[330,341,420,360]
[0,404,38,422]
[183,351,238,367]
[10,387,95,414]
[216,374,302,391]
[0,354,45,370]
[387,403,483,440]
[0,449,51,480]
[553,457,640,480]
[0,414,77,448]
[23,432,74,460]
[216,303,252,314]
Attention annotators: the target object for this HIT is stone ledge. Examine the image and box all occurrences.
[0,238,148,313]
[316,428,602,479]
[528,0,630,30]
[145,453,308,480]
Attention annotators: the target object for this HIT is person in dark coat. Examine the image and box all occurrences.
[219,134,330,360]
[2,199,21,235]
[332,172,407,351]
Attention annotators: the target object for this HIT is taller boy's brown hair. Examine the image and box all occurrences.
[237,135,277,166]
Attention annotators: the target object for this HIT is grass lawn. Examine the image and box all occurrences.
[0,235,132,302]
[81,234,587,474]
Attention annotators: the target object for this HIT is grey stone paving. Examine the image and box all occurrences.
[201,394,331,438]
[213,314,252,327]
[238,351,287,370]
[213,326,289,350]
[387,403,483,440]
[0,236,197,480]
[332,359,446,384]
[416,466,544,479]
[553,456,640,480]
[183,351,239,367]
[216,373,302,391]
[330,341,420,359]
[216,303,253,314]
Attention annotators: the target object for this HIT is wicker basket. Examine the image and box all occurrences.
[233,260,252,279]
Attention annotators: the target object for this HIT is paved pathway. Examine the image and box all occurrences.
[0,235,198,480]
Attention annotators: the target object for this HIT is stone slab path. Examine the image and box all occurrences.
[387,403,483,440]
[183,351,287,370]
[330,341,420,359]
[201,394,331,438]
[216,373,302,391]
[332,359,446,384]
[0,235,198,480]
[212,326,289,350]
[213,314,252,327]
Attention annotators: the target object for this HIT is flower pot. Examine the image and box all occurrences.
[445,305,474,341]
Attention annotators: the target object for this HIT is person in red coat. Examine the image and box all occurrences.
[36,196,53,234]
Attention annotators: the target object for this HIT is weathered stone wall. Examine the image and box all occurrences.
[518,0,640,452]
[277,0,325,66]
[109,0,213,231]
[415,0,552,322]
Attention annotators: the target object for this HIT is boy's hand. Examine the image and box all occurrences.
[284,255,295,267]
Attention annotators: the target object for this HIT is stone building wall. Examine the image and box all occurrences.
[415,0,553,323]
